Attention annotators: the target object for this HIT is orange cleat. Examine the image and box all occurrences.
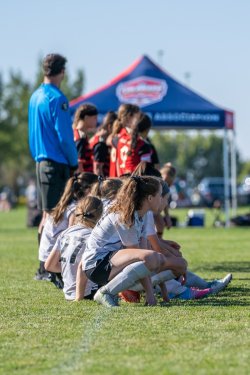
[119,290,140,303]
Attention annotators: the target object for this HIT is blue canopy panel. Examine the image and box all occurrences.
[70,55,234,130]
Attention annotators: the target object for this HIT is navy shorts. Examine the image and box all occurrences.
[36,160,70,211]
[85,252,117,286]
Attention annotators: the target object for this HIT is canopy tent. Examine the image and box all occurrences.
[70,55,236,225]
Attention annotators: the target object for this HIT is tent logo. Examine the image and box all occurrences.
[116,76,168,107]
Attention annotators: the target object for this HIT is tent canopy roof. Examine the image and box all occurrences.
[70,55,234,130]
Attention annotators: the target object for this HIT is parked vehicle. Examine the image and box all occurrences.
[237,176,250,205]
[197,177,227,207]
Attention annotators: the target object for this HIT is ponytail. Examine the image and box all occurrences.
[51,172,98,224]
[109,176,160,227]
[127,113,152,156]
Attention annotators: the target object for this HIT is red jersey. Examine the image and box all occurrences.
[89,134,110,177]
[74,129,93,173]
[109,128,128,177]
[116,134,152,176]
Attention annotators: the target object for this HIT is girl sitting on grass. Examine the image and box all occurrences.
[38,172,98,287]
[45,196,103,301]
[131,165,231,299]
[79,176,187,307]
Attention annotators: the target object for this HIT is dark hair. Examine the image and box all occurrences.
[160,180,170,197]
[43,54,67,77]
[132,161,161,178]
[101,111,117,131]
[73,104,98,128]
[110,176,161,227]
[128,113,152,156]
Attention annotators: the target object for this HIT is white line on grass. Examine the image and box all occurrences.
[50,308,113,374]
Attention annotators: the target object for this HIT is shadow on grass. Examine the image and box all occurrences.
[170,285,250,307]
[193,261,250,274]
[182,298,250,307]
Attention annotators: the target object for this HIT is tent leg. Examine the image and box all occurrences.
[230,130,237,216]
[223,129,230,227]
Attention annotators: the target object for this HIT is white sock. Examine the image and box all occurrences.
[103,261,151,295]
[130,270,175,292]
[185,271,209,288]
[165,279,186,295]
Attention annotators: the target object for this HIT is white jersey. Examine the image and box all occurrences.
[101,198,112,215]
[39,201,76,262]
[82,211,148,270]
[53,224,96,301]
[145,211,156,236]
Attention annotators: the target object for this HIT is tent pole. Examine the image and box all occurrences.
[223,129,230,227]
[230,130,237,216]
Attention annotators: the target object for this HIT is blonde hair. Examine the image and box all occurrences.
[90,178,122,200]
[160,162,176,186]
[109,176,161,227]
[73,195,103,228]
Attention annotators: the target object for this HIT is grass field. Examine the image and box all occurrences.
[0,207,249,375]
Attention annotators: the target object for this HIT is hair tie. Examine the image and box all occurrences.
[98,175,105,183]
[98,175,105,187]
[83,211,94,218]
[73,173,80,181]
[131,176,141,184]
[75,211,94,219]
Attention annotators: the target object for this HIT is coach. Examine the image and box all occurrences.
[28,53,78,279]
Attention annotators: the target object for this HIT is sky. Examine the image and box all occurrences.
[1,0,250,160]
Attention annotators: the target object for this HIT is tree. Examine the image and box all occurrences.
[151,131,243,186]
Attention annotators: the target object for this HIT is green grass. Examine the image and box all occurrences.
[0,207,249,375]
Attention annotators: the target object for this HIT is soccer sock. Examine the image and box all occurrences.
[37,225,44,246]
[130,270,176,292]
[38,232,42,246]
[165,279,186,295]
[102,261,151,295]
[185,271,209,288]
[39,261,46,274]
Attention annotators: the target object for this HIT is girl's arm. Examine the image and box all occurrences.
[163,206,172,229]
[45,249,61,273]
[159,282,169,302]
[68,212,75,227]
[75,262,88,301]
[140,276,157,306]
[147,234,182,258]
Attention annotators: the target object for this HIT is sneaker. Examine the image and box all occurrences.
[209,273,232,294]
[169,287,212,300]
[50,273,64,289]
[119,290,140,303]
[33,270,52,282]
[94,288,119,308]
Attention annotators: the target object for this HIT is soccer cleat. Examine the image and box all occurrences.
[169,287,212,300]
[118,290,141,303]
[33,270,52,282]
[94,288,119,308]
[50,273,64,290]
[209,273,232,294]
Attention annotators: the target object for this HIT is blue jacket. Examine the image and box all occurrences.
[28,83,78,167]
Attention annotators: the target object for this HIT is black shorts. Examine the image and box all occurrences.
[36,160,70,211]
[85,252,117,286]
